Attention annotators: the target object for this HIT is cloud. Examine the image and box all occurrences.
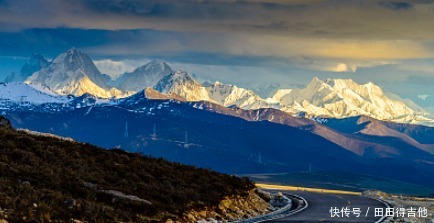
[1,0,434,68]
[379,1,413,10]
[297,59,396,73]
[94,59,148,79]
[418,94,429,100]
[0,27,424,76]
[1,0,434,105]
[92,57,316,89]
[223,35,433,60]
[83,30,434,62]
[1,0,434,40]
[390,58,434,74]
[330,63,357,72]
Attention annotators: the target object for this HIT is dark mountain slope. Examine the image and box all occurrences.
[6,97,434,187]
[383,120,434,144]
[0,117,256,222]
[6,99,361,174]
[324,116,434,155]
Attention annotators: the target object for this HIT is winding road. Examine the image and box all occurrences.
[265,191,387,223]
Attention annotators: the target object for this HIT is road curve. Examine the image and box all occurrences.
[265,191,386,223]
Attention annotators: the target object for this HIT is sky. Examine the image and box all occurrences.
[1,0,434,111]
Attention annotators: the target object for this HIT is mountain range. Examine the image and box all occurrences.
[2,48,434,193]
[3,48,433,126]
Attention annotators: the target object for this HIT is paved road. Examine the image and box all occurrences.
[266,191,386,223]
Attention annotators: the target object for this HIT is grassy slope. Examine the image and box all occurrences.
[0,122,254,222]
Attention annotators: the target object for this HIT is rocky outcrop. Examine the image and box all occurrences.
[177,189,272,223]
[0,116,12,129]
[0,206,9,223]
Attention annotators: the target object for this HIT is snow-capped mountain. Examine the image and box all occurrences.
[152,73,431,125]
[205,81,279,109]
[25,49,125,98]
[153,71,278,109]
[4,48,432,126]
[114,60,173,92]
[154,70,212,101]
[271,77,433,124]
[0,82,119,113]
[0,82,70,106]
[4,54,50,83]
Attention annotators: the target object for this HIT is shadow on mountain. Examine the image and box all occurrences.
[6,98,434,191]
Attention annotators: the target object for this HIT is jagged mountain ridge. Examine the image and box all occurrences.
[152,74,433,126]
[154,70,212,101]
[153,71,278,110]
[25,49,126,98]
[271,78,433,125]
[205,81,279,110]
[6,48,433,125]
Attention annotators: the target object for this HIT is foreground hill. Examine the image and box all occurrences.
[0,117,270,223]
